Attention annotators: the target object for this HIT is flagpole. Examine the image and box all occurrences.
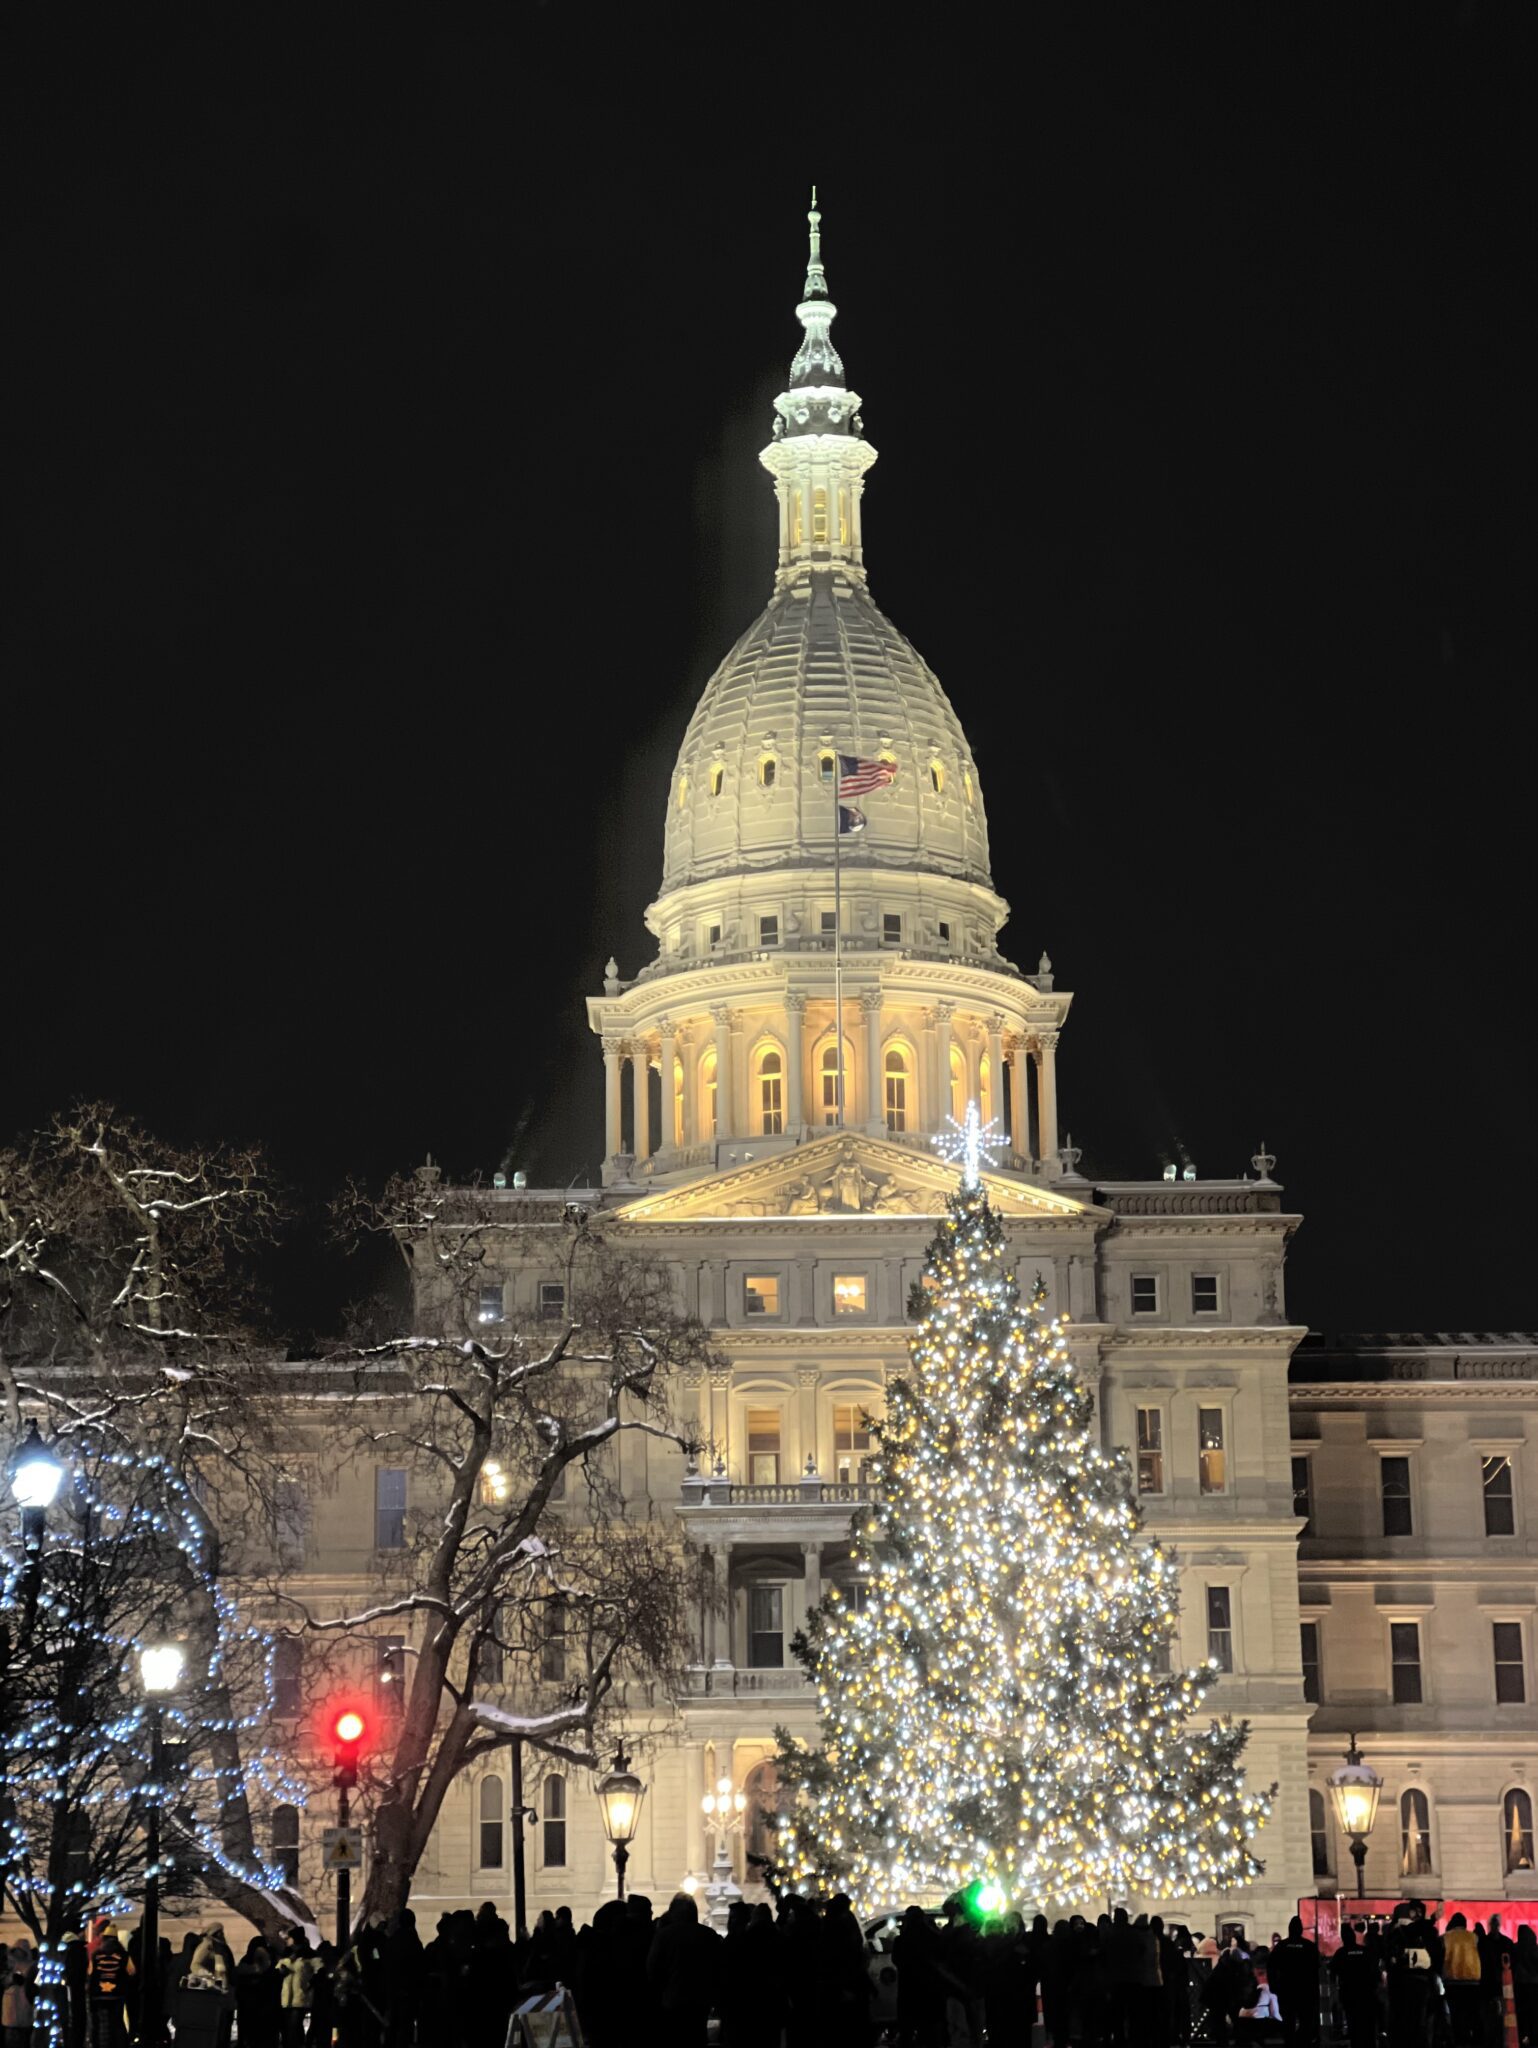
[833,755,844,1129]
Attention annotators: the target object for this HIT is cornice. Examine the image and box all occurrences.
[1106,1325,1309,1351]
[1103,1215,1302,1238]
[610,1213,1100,1238]
[1291,1382,1538,1404]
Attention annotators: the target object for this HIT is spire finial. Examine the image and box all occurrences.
[804,184,827,302]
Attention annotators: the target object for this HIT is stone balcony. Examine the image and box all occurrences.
[679,1664,813,1700]
[677,1471,874,1546]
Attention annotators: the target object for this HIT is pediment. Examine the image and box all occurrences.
[613,1131,1091,1223]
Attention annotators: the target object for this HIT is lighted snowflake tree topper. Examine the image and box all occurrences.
[773,1151,1271,1908]
[935,1100,1005,1187]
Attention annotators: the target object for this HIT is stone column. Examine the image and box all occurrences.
[934,1002,954,1124]
[1036,1030,1061,1166]
[658,1018,677,1150]
[801,1541,822,1622]
[709,1367,732,1471]
[632,1041,651,1161]
[714,1541,734,1666]
[711,1005,733,1141]
[798,1365,819,1471]
[1007,1035,1029,1160]
[602,1036,624,1160]
[862,989,884,1129]
[784,992,806,1134]
[987,1015,1005,1130]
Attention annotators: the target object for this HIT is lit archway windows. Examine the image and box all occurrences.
[963,769,975,805]
[949,1045,966,1124]
[811,486,829,542]
[700,1049,718,1138]
[672,1057,685,1147]
[930,761,944,794]
[756,1047,784,1136]
[820,1039,853,1126]
[884,1048,910,1133]
[759,756,778,789]
[818,751,836,784]
[1400,1788,1433,1877]
[710,764,724,798]
[744,1759,784,1868]
[1505,1788,1535,1872]
[979,1052,993,1127]
[676,775,688,811]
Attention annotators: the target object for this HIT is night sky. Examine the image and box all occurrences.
[7,13,1533,1340]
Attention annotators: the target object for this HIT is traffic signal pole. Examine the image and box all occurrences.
[335,1772,352,1949]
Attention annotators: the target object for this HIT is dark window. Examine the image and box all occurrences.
[1130,1275,1158,1315]
[1191,1274,1219,1315]
[1206,1586,1233,1671]
[1292,1456,1314,1534]
[748,1585,785,1668]
[377,1635,406,1713]
[1391,1621,1423,1703]
[820,910,837,933]
[273,1638,303,1719]
[478,1777,504,1869]
[539,1281,566,1322]
[1495,1622,1526,1703]
[1505,1789,1535,1873]
[1301,1622,1321,1705]
[1198,1409,1227,1494]
[476,1607,504,1687]
[1484,1455,1516,1536]
[375,1468,407,1550]
[707,923,721,949]
[938,921,950,941]
[272,1804,301,1887]
[477,1283,505,1324]
[1136,1409,1164,1495]
[1381,1456,1413,1537]
[274,1480,307,1567]
[1309,1789,1330,1878]
[760,758,777,789]
[543,1776,567,1867]
[540,1599,567,1685]
[759,914,779,947]
[64,1811,92,1895]
[882,913,902,942]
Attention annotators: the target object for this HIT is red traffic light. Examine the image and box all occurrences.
[333,1709,366,1748]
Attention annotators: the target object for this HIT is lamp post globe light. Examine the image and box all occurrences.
[1328,1734,1383,1899]
[596,1745,646,1902]
[699,1773,748,1930]
[8,1420,66,1634]
[136,1642,185,2048]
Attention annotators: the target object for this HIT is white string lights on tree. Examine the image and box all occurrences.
[774,1103,1272,1910]
[934,1101,1005,1189]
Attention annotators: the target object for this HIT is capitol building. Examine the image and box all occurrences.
[307,207,1536,1937]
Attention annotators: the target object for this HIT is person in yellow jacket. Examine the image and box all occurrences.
[1442,1914,1482,2045]
[276,1933,316,2048]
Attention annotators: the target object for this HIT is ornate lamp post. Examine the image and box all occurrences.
[136,1642,185,2047]
[596,1745,646,1901]
[700,1774,747,1930]
[8,1422,65,1633]
[1329,1734,1383,1899]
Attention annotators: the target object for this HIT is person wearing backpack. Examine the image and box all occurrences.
[1442,1914,1482,2044]
[1384,1901,1443,2048]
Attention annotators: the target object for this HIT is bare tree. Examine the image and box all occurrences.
[317,1166,711,1922]
[0,1107,313,1939]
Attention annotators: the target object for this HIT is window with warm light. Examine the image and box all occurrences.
[701,1050,718,1137]
[821,1042,846,1125]
[710,764,724,797]
[672,1057,685,1145]
[747,1408,781,1484]
[480,1459,512,1508]
[834,1403,872,1482]
[477,1283,505,1324]
[811,486,829,542]
[744,1275,780,1319]
[833,1275,868,1317]
[1400,1788,1433,1876]
[1505,1788,1535,1873]
[1198,1409,1227,1494]
[676,775,688,810]
[757,1048,784,1134]
[1135,1408,1164,1495]
[948,1045,965,1124]
[1206,1586,1233,1671]
[883,1050,908,1132]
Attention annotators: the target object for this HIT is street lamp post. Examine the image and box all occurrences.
[700,1774,748,1931]
[136,1643,185,2048]
[595,1745,646,1902]
[1328,1734,1383,1900]
[8,1422,65,1633]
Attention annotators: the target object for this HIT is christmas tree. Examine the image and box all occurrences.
[775,1108,1271,1907]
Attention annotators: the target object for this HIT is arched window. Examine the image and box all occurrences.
[963,769,975,805]
[979,1052,993,1127]
[1505,1788,1535,1872]
[1400,1788,1433,1877]
[1308,1789,1331,1879]
[672,1056,685,1147]
[676,775,688,811]
[755,1047,784,1136]
[700,1049,718,1138]
[949,1045,966,1124]
[820,1040,852,1126]
[759,756,777,789]
[929,761,944,794]
[478,1776,504,1869]
[818,751,836,784]
[272,1803,300,1886]
[709,764,724,798]
[884,1048,909,1133]
[811,486,829,542]
[744,1759,783,1868]
[543,1775,567,1867]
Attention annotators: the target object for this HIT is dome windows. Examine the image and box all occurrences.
[930,761,945,794]
[676,774,689,811]
[700,1049,719,1137]
[884,1047,910,1133]
[710,764,725,798]
[759,755,778,789]
[755,1045,784,1136]
[818,751,836,784]
[963,769,975,806]
[811,486,829,543]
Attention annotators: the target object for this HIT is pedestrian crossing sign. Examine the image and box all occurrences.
[321,1825,364,1873]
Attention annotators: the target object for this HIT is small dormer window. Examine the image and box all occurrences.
[882,913,901,943]
[760,757,777,789]
[818,752,836,783]
[676,775,688,810]
[710,764,724,797]
[930,761,944,794]
[938,921,951,942]
[963,770,975,805]
[707,922,722,950]
[759,915,779,948]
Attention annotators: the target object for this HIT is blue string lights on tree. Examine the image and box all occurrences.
[773,1103,1272,1910]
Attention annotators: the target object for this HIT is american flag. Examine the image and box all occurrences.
[838,753,897,798]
